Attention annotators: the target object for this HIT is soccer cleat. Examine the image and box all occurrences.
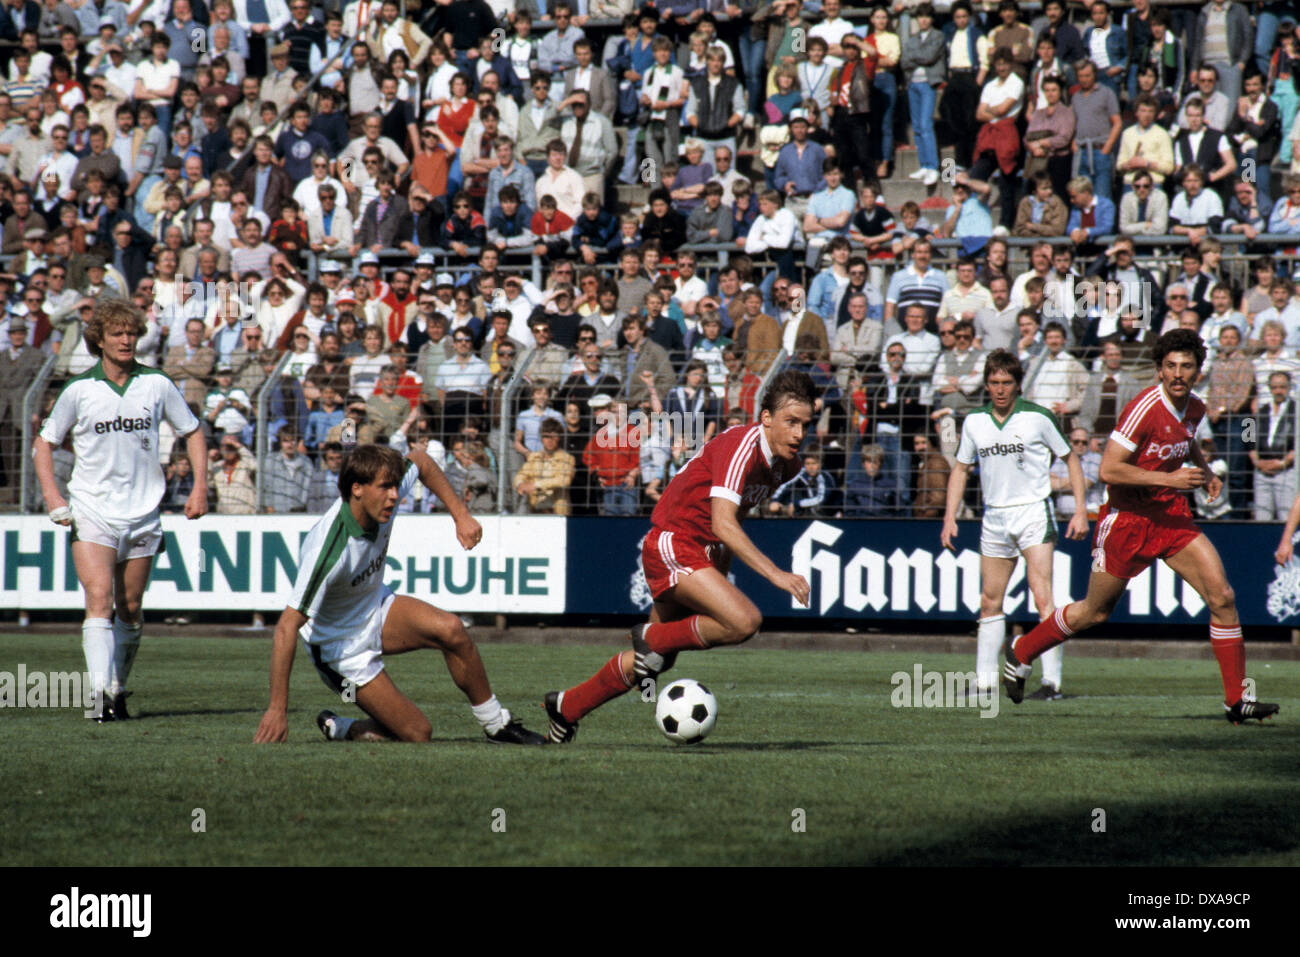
[317,709,339,741]
[1225,699,1280,724]
[1001,645,1031,704]
[629,624,676,685]
[108,691,131,720]
[1026,683,1063,701]
[486,711,547,746]
[543,691,578,744]
[88,692,113,723]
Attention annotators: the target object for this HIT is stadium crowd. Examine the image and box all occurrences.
[0,0,1299,523]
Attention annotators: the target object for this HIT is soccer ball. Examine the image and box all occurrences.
[654,679,718,744]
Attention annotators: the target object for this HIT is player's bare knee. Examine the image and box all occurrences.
[979,592,1002,619]
[115,598,142,622]
[727,608,762,644]
[399,718,433,742]
[1208,582,1235,615]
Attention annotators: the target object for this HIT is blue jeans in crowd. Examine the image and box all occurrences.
[1276,78,1300,164]
[876,430,911,506]
[1072,143,1114,203]
[737,34,767,117]
[601,484,639,516]
[908,81,938,172]
[871,71,897,163]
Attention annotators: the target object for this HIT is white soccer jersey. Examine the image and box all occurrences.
[38,361,200,523]
[956,398,1071,508]
[291,459,421,646]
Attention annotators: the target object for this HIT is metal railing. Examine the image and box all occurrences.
[254,350,296,512]
[496,345,538,512]
[17,353,58,515]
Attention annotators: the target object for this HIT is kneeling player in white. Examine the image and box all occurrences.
[32,299,210,721]
[253,444,546,745]
[941,350,1089,698]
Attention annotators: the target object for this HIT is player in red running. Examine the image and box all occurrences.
[1003,329,1279,724]
[542,371,815,743]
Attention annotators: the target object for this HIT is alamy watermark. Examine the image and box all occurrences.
[890,663,1000,718]
[0,665,100,715]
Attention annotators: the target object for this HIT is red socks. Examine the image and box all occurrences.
[644,616,709,654]
[561,654,633,722]
[1012,604,1076,664]
[1210,624,1246,706]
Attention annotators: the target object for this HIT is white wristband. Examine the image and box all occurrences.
[50,506,72,525]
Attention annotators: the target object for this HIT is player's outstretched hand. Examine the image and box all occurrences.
[253,709,289,743]
[940,516,958,551]
[455,513,483,550]
[1065,512,1090,540]
[185,487,209,520]
[1276,537,1294,566]
[774,571,810,607]
[1167,467,1207,490]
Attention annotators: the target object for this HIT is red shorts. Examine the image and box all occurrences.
[641,528,726,600]
[1091,505,1201,579]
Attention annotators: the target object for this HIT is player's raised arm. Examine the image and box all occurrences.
[710,495,810,607]
[1099,438,1206,490]
[941,460,971,551]
[254,606,309,743]
[407,449,482,550]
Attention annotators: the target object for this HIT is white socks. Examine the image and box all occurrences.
[1040,643,1063,691]
[82,618,114,700]
[976,615,1004,690]
[111,618,142,695]
[471,694,507,734]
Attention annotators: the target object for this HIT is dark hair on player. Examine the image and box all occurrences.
[1153,328,1207,369]
[761,370,817,416]
[338,443,407,500]
[982,348,1025,388]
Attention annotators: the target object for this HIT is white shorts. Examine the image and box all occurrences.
[980,500,1058,559]
[69,499,163,562]
[302,587,396,695]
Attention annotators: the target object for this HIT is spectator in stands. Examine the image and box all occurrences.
[640,186,687,254]
[1118,169,1171,238]
[515,416,575,515]
[1014,172,1069,239]
[618,313,675,405]
[534,137,584,221]
[210,432,256,514]
[1077,341,1143,436]
[1227,70,1280,203]
[842,441,900,516]
[1117,93,1175,194]
[729,287,782,377]
[444,436,496,514]
[930,318,986,419]
[940,176,995,250]
[1070,59,1121,203]
[966,50,1023,231]
[900,3,944,187]
[770,446,836,517]
[1223,177,1271,242]
[884,237,947,331]
[1065,177,1116,269]
[306,441,344,512]
[1268,173,1300,234]
[1026,321,1088,424]
[1172,98,1236,197]
[1203,283,1249,360]
[1251,371,1297,520]
[583,394,639,516]
[164,315,214,408]
[203,361,251,443]
[801,158,853,269]
[560,89,617,200]
[1050,427,1100,518]
[262,426,310,513]
[1206,323,1255,514]
[433,324,492,438]
[367,364,413,440]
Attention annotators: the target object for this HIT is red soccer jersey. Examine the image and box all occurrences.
[1107,384,1206,517]
[650,423,798,544]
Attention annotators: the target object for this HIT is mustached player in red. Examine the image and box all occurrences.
[1004,329,1279,724]
[542,371,816,743]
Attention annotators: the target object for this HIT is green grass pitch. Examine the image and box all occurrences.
[1,632,1297,866]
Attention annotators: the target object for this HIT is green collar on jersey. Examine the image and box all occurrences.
[981,396,1056,430]
[340,499,380,541]
[86,358,143,397]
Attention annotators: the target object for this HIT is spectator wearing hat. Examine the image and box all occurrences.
[559,88,617,201]
[583,395,640,516]
[261,41,298,107]
[12,226,49,275]
[203,362,252,444]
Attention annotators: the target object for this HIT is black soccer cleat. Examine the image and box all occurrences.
[1225,699,1280,725]
[630,624,676,686]
[543,691,578,744]
[108,691,131,720]
[317,709,339,741]
[486,712,547,745]
[1026,683,1063,701]
[88,691,113,723]
[1002,645,1030,704]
